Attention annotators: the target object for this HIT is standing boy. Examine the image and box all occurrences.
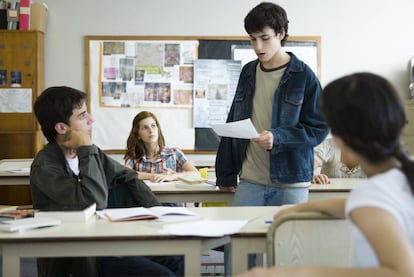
[215,2,328,206]
[31,86,183,276]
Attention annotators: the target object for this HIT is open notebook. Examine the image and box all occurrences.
[96,206,198,222]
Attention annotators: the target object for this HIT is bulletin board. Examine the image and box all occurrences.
[84,35,321,153]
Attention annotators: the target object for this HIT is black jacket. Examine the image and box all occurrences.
[30,143,160,277]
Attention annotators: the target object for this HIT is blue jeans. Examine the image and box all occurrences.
[233,179,309,206]
[224,180,309,276]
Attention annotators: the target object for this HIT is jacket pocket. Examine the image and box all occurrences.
[280,89,304,124]
[283,89,304,106]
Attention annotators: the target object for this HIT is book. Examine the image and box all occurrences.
[0,9,7,30]
[19,0,30,30]
[7,0,19,30]
[177,175,207,184]
[35,203,96,223]
[96,206,198,222]
[0,208,34,221]
[0,217,61,232]
[175,181,215,190]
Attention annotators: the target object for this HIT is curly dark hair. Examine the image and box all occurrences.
[244,2,289,46]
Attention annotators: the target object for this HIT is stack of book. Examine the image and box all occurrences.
[35,203,97,223]
[6,0,19,30]
[0,206,61,232]
[176,175,215,190]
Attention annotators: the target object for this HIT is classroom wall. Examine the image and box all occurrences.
[40,0,414,149]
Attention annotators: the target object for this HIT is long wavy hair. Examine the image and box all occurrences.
[124,111,166,160]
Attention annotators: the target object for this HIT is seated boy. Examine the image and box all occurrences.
[31,86,183,277]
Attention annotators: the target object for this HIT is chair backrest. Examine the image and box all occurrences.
[267,212,355,267]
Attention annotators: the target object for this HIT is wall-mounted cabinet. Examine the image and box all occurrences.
[0,30,44,159]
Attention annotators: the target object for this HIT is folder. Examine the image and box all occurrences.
[19,0,30,30]
[0,9,7,29]
[30,2,47,32]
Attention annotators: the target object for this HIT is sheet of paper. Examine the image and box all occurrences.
[161,219,248,237]
[211,118,259,139]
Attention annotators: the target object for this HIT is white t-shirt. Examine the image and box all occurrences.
[314,138,366,178]
[345,168,414,267]
[67,156,80,176]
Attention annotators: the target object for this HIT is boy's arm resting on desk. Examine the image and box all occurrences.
[100,150,160,208]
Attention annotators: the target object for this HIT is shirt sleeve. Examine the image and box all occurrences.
[314,138,336,164]
[172,147,188,171]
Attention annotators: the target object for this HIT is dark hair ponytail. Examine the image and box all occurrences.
[394,145,414,195]
[321,72,414,194]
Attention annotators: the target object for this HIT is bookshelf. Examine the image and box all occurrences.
[0,30,44,159]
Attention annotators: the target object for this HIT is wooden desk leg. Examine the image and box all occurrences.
[183,241,201,276]
[2,244,20,277]
[231,237,266,275]
[231,238,249,275]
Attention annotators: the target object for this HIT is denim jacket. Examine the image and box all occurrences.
[215,52,328,186]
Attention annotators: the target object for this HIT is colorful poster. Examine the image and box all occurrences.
[99,40,198,108]
[193,59,241,127]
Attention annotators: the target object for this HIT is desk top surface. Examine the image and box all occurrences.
[309,178,365,191]
[0,206,278,241]
[0,159,364,192]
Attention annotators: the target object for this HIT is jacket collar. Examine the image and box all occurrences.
[243,52,303,91]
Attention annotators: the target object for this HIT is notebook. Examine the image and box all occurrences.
[0,217,61,232]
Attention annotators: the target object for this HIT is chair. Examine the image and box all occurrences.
[267,212,355,267]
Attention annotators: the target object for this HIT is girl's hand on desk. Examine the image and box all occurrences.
[218,186,237,192]
[150,173,177,183]
[312,174,330,184]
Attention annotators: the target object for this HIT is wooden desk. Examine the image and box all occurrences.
[188,206,278,275]
[0,159,363,205]
[147,182,234,205]
[0,159,234,205]
[0,206,277,277]
[309,178,365,201]
[0,211,232,277]
[0,159,32,205]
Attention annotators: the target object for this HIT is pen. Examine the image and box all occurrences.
[264,220,273,224]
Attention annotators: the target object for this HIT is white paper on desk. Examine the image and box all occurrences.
[162,219,248,237]
[211,118,259,139]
